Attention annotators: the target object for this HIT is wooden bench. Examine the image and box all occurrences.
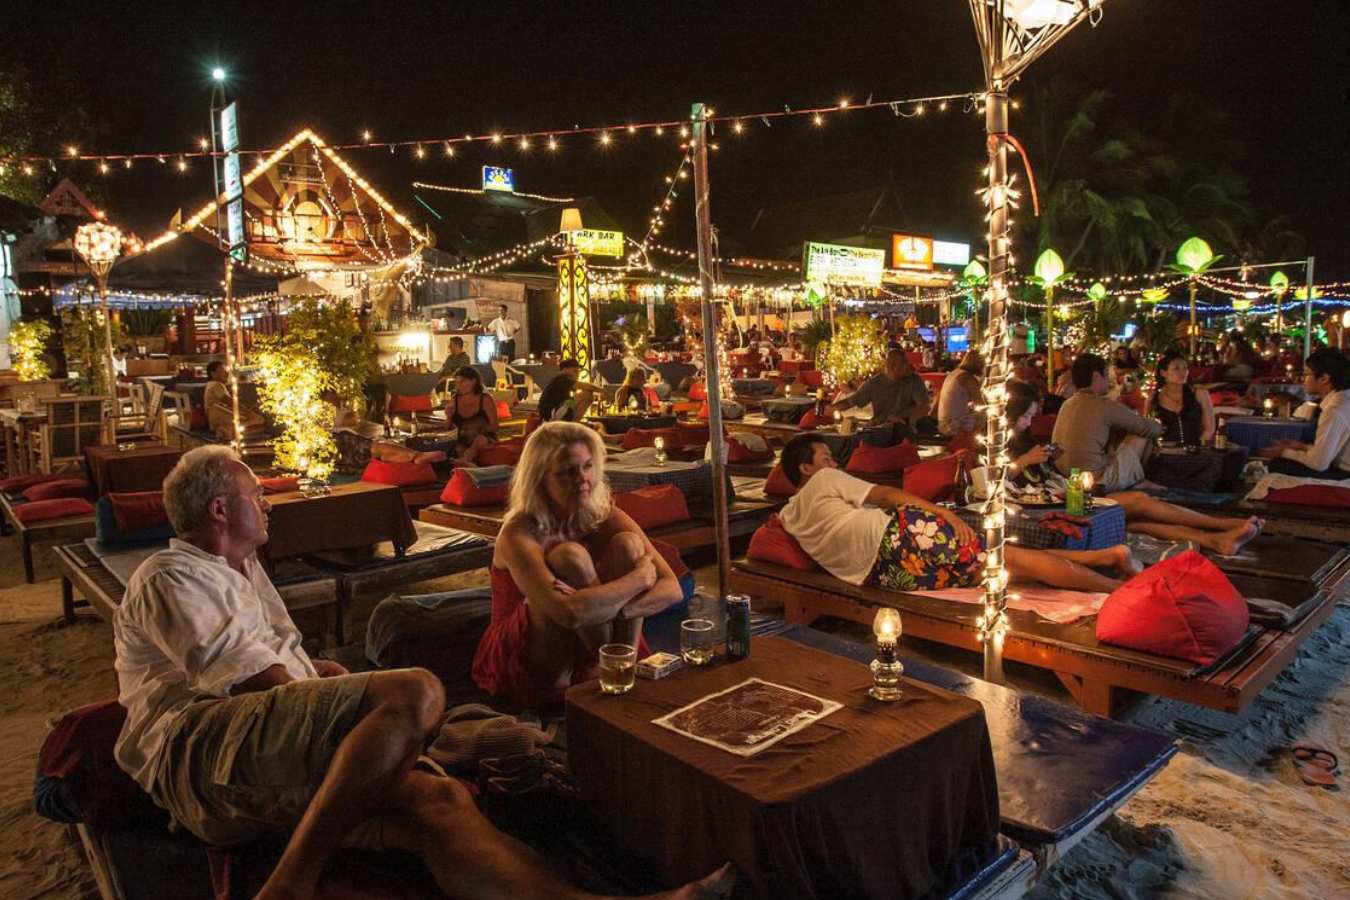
[1175,495,1350,542]
[728,556,1345,717]
[1,492,96,583]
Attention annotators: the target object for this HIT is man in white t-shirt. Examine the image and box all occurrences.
[776,434,1136,591]
[487,304,520,361]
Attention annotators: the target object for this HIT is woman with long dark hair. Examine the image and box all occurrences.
[445,366,498,464]
[1146,350,1215,445]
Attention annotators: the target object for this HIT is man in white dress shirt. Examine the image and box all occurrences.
[1262,348,1350,478]
[114,446,720,900]
[487,304,520,361]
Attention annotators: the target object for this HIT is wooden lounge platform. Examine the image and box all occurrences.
[729,556,1345,717]
[1,492,96,583]
[1176,495,1350,542]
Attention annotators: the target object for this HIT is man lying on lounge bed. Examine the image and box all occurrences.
[776,433,1140,594]
[112,445,730,900]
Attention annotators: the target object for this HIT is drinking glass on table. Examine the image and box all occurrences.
[680,618,717,666]
[598,643,637,694]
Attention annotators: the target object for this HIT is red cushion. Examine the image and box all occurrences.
[477,443,522,466]
[688,381,708,401]
[747,514,817,570]
[1264,484,1350,507]
[764,464,798,497]
[259,476,299,494]
[676,423,710,448]
[800,370,823,388]
[649,538,689,581]
[847,440,920,475]
[495,398,512,420]
[613,484,691,530]
[361,458,438,487]
[902,454,961,502]
[643,387,663,408]
[440,469,509,507]
[189,407,208,431]
[797,409,822,430]
[1119,390,1145,414]
[621,427,681,451]
[108,491,169,531]
[1096,550,1249,665]
[525,413,542,435]
[387,394,435,413]
[37,700,162,828]
[14,497,95,523]
[23,478,89,501]
[726,435,773,464]
[0,473,62,493]
[1029,414,1057,440]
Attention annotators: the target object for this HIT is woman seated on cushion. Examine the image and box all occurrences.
[614,366,651,412]
[1145,351,1215,445]
[331,408,445,474]
[444,366,498,465]
[1005,381,1259,555]
[472,422,682,708]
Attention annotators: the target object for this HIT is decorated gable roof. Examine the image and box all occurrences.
[143,129,429,268]
[39,178,103,221]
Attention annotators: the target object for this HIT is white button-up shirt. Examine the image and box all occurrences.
[1281,389,1350,473]
[113,539,317,791]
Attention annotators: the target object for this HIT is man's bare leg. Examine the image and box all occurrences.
[375,770,735,900]
[1110,491,1259,533]
[1005,546,1124,592]
[255,668,445,900]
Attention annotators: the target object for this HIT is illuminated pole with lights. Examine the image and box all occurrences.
[692,102,732,596]
[556,208,593,369]
[1303,256,1316,360]
[209,68,242,445]
[969,0,1108,684]
[72,222,122,396]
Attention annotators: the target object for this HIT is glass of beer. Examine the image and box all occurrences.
[598,643,637,694]
[680,619,717,666]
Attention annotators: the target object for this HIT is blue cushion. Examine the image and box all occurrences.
[94,498,176,547]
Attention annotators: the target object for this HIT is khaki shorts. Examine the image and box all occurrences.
[153,673,372,846]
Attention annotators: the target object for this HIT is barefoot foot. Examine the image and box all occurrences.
[1212,520,1260,556]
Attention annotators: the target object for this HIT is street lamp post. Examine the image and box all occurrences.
[968,0,1110,684]
[73,221,123,396]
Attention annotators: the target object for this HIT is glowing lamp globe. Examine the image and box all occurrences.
[1270,271,1290,296]
[559,207,584,233]
[1088,281,1107,301]
[1004,0,1097,28]
[963,259,987,280]
[869,606,903,701]
[1141,287,1169,304]
[74,222,124,269]
[1033,248,1065,286]
[1175,237,1215,273]
[211,67,226,82]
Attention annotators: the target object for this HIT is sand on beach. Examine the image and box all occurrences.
[1,536,1347,899]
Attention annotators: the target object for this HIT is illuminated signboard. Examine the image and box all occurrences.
[802,241,885,287]
[567,228,625,257]
[891,233,934,271]
[482,166,515,193]
[933,240,971,267]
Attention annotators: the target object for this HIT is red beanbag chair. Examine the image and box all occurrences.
[902,454,961,502]
[613,484,691,530]
[361,458,438,487]
[387,394,435,413]
[37,700,162,829]
[108,491,169,531]
[1096,549,1250,666]
[747,515,817,571]
[847,440,920,475]
[477,443,522,466]
[1263,484,1350,507]
[764,464,798,497]
[23,479,89,501]
[14,497,95,523]
[440,469,510,507]
[259,476,300,494]
[621,427,681,451]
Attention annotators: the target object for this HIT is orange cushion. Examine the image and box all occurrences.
[15,497,95,523]
[1096,550,1249,665]
[1264,484,1350,507]
[764,464,798,497]
[477,443,522,466]
[613,484,691,530]
[902,454,961,502]
[387,394,435,413]
[361,458,438,487]
[440,469,509,507]
[621,427,681,451]
[23,479,89,502]
[495,399,512,420]
[846,440,920,475]
[107,491,169,531]
[747,515,816,570]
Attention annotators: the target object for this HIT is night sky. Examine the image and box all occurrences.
[6,1,1346,275]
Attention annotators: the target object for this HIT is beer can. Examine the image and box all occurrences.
[725,594,752,660]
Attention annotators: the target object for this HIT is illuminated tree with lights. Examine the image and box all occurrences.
[7,318,53,382]
[821,315,888,386]
[252,341,336,481]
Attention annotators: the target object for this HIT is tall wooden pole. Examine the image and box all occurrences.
[1304,256,1316,360]
[691,102,731,597]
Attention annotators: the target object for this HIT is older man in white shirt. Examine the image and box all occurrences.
[1262,347,1350,478]
[115,446,721,900]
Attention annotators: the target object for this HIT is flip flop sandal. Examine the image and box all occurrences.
[1291,744,1339,787]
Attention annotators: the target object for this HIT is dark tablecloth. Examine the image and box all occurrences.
[566,636,999,899]
[260,481,416,563]
[84,444,183,496]
[1147,445,1250,492]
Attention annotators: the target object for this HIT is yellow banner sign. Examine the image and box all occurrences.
[568,228,625,257]
[802,242,885,287]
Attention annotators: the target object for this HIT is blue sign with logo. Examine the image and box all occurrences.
[482,166,515,193]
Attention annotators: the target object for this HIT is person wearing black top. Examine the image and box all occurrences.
[538,373,578,423]
[446,366,499,464]
[1146,351,1214,445]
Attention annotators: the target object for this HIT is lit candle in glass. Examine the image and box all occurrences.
[1264,397,1276,418]
[1079,471,1095,511]
[628,394,639,411]
[654,435,667,466]
[869,607,904,701]
[1286,363,1295,379]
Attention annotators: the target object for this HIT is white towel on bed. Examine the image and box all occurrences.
[909,586,1108,624]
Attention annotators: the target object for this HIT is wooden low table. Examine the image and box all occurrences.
[84,442,183,495]
[0,491,96,583]
[567,635,1000,899]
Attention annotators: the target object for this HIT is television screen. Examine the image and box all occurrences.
[917,327,937,343]
[944,326,969,353]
